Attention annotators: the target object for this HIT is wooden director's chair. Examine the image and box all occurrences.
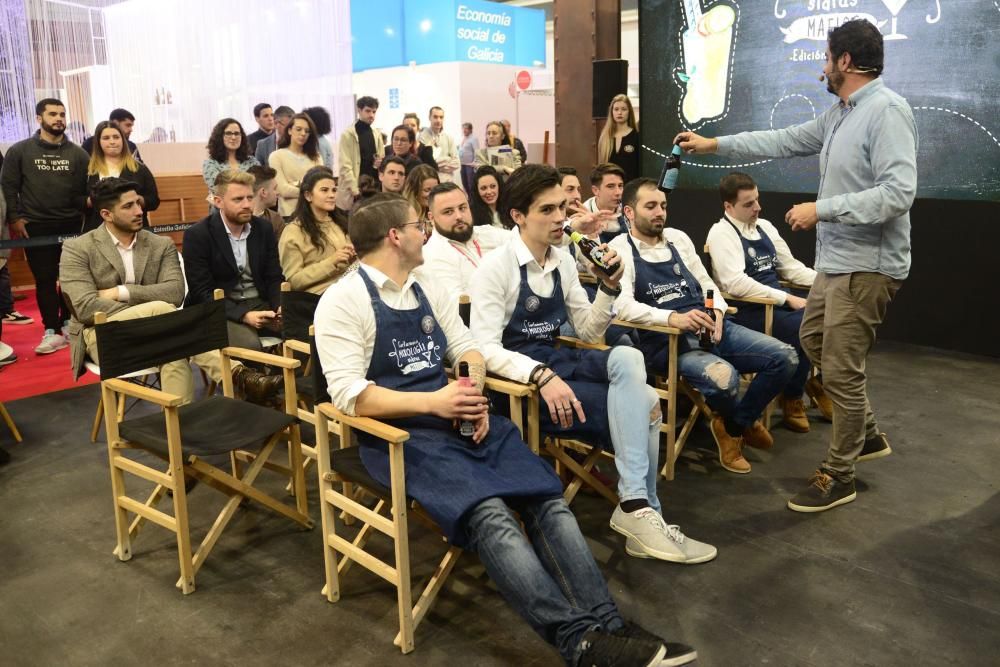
[95,291,313,594]
[311,335,534,654]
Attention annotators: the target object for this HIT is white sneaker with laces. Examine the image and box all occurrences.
[611,506,718,564]
[0,341,16,366]
[35,329,68,354]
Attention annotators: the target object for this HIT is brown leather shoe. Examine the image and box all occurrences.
[780,397,810,433]
[232,366,282,405]
[805,377,833,422]
[710,416,751,474]
[743,420,774,450]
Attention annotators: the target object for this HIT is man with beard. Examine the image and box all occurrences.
[675,19,916,512]
[60,178,279,403]
[182,170,285,364]
[0,98,90,354]
[414,183,482,301]
[610,178,798,476]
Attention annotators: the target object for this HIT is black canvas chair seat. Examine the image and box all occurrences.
[119,395,296,458]
[330,445,392,500]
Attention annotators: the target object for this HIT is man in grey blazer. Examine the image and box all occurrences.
[60,178,280,404]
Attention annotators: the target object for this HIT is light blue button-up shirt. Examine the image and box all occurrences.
[716,78,918,280]
[221,213,251,270]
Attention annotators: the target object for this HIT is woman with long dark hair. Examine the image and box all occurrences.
[202,118,259,193]
[302,106,334,169]
[278,166,356,294]
[269,113,323,218]
[87,120,159,229]
[468,165,510,253]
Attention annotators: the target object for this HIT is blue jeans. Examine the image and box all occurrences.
[540,346,662,513]
[734,303,811,398]
[669,321,798,429]
[464,496,624,665]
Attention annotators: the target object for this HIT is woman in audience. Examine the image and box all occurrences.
[474,121,521,178]
[278,166,355,294]
[302,106,334,169]
[402,164,438,240]
[269,113,323,219]
[87,120,159,229]
[402,112,438,171]
[597,94,640,182]
[468,165,510,253]
[202,118,259,194]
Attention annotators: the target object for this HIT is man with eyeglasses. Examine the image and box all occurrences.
[315,192,698,667]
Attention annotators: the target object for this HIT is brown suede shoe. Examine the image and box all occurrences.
[232,366,283,405]
[780,397,810,433]
[805,377,834,422]
[710,416,751,473]
[742,420,774,450]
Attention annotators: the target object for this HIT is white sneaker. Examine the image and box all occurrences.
[0,341,16,367]
[35,329,68,354]
[611,506,718,564]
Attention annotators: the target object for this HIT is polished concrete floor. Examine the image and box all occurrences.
[1,342,998,666]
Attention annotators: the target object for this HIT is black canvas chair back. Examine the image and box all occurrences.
[281,289,321,343]
[95,300,228,380]
[311,336,331,404]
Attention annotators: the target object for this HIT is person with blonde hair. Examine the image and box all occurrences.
[279,166,356,294]
[86,119,159,229]
[474,121,521,178]
[402,164,439,238]
[597,94,640,182]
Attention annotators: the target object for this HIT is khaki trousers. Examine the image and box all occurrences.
[83,301,226,405]
[799,272,902,481]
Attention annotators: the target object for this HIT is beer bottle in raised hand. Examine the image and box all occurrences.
[563,225,620,277]
[658,142,683,194]
[698,289,715,350]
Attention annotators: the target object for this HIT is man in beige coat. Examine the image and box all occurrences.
[335,95,384,213]
[60,177,279,403]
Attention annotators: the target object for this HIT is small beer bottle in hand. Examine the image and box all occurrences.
[563,225,620,277]
[698,289,715,350]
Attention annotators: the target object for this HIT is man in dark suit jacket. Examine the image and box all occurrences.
[183,169,284,351]
[61,177,279,403]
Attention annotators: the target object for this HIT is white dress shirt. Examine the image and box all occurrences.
[470,231,615,383]
[582,196,624,234]
[314,263,479,416]
[609,228,728,326]
[105,225,136,302]
[414,231,485,301]
[472,223,513,255]
[705,216,817,304]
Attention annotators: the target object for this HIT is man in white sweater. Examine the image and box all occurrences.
[706,172,833,432]
[418,106,461,185]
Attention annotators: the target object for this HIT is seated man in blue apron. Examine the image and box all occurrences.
[470,164,717,565]
[609,178,799,475]
[315,193,697,667]
[706,172,834,432]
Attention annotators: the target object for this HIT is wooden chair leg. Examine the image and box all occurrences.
[90,397,104,443]
[0,402,23,443]
[394,547,462,649]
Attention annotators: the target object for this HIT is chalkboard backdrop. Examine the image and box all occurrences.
[639,0,1000,201]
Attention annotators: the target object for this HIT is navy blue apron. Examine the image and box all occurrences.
[357,269,561,547]
[726,215,781,291]
[626,234,706,373]
[500,263,613,445]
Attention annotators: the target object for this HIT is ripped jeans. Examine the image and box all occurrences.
[675,321,798,429]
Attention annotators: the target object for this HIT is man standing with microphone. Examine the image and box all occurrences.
[675,19,917,513]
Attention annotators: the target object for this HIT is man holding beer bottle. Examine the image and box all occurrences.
[471,164,717,564]
[609,178,799,475]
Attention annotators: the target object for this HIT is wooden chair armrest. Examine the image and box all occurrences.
[316,402,410,444]
[611,318,683,336]
[222,346,301,369]
[282,339,311,355]
[719,292,779,306]
[578,273,599,285]
[556,335,609,351]
[483,375,535,397]
[779,281,811,291]
[104,378,184,408]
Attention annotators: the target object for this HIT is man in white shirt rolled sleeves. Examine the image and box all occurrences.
[706,171,833,432]
[610,178,799,475]
[470,164,716,565]
[314,192,697,667]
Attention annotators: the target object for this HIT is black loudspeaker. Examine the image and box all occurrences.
[592,59,628,118]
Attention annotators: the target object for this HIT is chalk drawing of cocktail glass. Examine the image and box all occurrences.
[882,0,909,40]
[678,1,737,125]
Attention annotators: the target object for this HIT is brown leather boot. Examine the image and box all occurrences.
[780,397,810,433]
[805,377,833,422]
[232,365,282,405]
[710,416,751,474]
[743,420,774,449]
